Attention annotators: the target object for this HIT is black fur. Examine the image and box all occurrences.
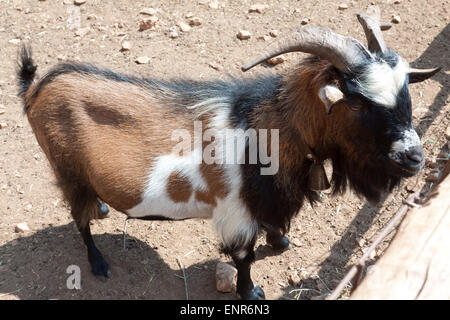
[17,45,37,111]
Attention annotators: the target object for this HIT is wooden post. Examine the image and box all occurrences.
[351,174,450,299]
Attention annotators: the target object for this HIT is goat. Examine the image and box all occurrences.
[17,10,439,299]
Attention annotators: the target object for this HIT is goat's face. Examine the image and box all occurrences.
[323,52,425,180]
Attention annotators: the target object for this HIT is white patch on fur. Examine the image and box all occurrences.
[128,99,258,252]
[126,148,212,219]
[358,58,409,108]
[209,107,258,250]
[389,128,421,161]
[187,96,231,118]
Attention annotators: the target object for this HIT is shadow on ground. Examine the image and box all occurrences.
[0,222,233,300]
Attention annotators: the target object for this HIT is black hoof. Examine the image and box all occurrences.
[239,286,265,300]
[267,234,291,251]
[89,253,110,279]
[98,201,110,217]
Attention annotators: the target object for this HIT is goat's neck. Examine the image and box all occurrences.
[250,69,331,174]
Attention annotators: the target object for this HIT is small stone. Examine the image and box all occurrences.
[75,27,90,37]
[291,238,301,247]
[168,27,179,39]
[136,56,150,64]
[392,15,401,24]
[208,1,219,9]
[177,21,191,32]
[185,12,194,19]
[288,271,301,286]
[8,39,21,45]
[87,14,97,20]
[0,122,8,129]
[74,0,86,5]
[257,35,270,41]
[267,55,286,65]
[139,17,158,31]
[368,249,376,260]
[338,3,348,10]
[0,105,5,115]
[140,8,157,16]
[394,0,402,4]
[301,18,309,25]
[15,222,30,233]
[25,204,33,211]
[188,17,202,26]
[269,30,279,37]
[237,30,251,40]
[216,262,237,293]
[444,126,450,140]
[121,41,132,51]
[294,8,301,14]
[249,4,269,14]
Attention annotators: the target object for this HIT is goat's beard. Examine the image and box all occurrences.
[330,153,402,203]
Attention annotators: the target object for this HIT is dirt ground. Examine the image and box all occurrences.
[0,0,448,300]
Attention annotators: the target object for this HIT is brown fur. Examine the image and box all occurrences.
[167,171,193,203]
[195,163,229,206]
[26,73,198,226]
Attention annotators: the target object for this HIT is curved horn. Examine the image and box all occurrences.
[408,67,441,84]
[242,25,372,73]
[357,12,387,54]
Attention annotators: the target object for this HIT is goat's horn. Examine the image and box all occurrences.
[408,67,441,84]
[242,25,372,73]
[357,5,388,54]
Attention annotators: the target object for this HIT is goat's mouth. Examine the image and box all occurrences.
[388,153,425,178]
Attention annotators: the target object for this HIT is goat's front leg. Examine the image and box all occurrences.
[265,227,291,251]
[231,245,265,300]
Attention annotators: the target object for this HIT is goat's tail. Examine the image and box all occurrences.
[17,45,37,110]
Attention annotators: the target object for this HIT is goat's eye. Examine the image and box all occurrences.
[349,104,363,111]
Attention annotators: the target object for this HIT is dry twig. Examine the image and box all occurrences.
[176,257,189,300]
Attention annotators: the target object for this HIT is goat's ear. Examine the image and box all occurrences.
[319,84,344,114]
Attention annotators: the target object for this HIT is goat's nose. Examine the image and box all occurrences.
[405,146,424,164]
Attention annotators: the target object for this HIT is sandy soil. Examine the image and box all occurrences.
[0,0,448,300]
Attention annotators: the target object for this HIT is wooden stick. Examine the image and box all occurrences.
[327,191,420,300]
[176,257,189,300]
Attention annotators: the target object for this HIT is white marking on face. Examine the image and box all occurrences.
[358,57,409,108]
[389,128,421,161]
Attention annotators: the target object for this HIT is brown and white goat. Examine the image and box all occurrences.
[17,11,439,299]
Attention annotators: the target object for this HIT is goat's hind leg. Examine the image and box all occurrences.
[68,184,111,280]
